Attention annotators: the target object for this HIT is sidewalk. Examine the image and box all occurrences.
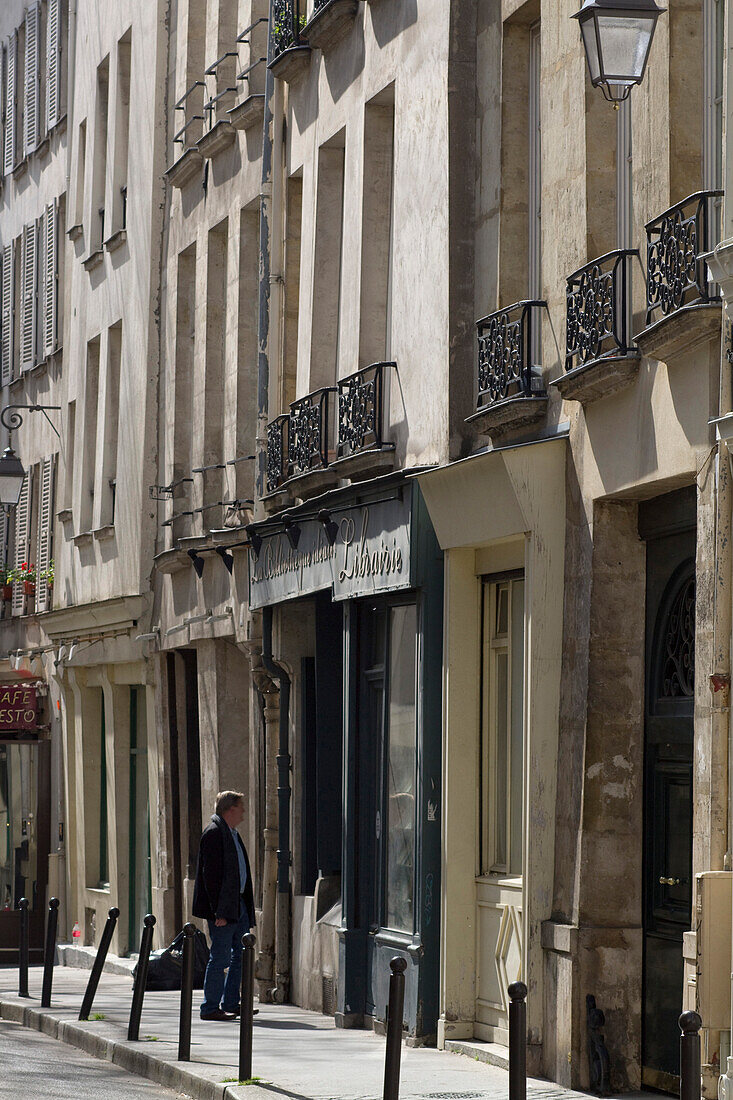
[0,964,645,1100]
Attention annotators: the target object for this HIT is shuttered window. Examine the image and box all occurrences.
[23,4,40,156]
[4,33,17,175]
[42,202,57,357]
[12,470,32,616]
[35,454,55,613]
[0,45,5,176]
[20,222,37,371]
[46,0,61,131]
[1,242,15,386]
[0,507,8,578]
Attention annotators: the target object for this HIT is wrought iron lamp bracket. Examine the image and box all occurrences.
[0,404,62,438]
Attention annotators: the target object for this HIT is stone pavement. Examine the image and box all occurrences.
[0,964,647,1100]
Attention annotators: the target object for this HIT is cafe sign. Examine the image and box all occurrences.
[0,685,38,731]
[249,493,412,609]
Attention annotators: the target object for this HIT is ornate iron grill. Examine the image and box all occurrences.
[337,362,390,457]
[475,300,546,409]
[288,388,334,478]
[646,190,722,326]
[565,249,637,372]
[270,0,304,59]
[266,414,288,493]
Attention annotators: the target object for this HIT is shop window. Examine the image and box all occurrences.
[385,602,417,932]
[480,575,524,877]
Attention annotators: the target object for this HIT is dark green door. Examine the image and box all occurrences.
[642,525,695,1092]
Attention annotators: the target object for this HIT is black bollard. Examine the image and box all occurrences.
[508,981,528,1100]
[127,914,157,1041]
[41,898,60,1007]
[18,897,29,997]
[679,1010,702,1100]
[178,922,196,1062]
[383,956,407,1100]
[79,907,120,1020]
[238,933,257,1081]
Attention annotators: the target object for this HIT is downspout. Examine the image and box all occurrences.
[261,605,291,1003]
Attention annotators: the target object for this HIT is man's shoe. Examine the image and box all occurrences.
[201,1009,236,1021]
[223,1006,259,1017]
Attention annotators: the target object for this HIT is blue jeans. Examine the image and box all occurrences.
[200,905,250,1017]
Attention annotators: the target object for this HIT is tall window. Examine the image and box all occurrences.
[528,22,541,301]
[481,576,524,876]
[385,603,417,933]
[703,0,724,194]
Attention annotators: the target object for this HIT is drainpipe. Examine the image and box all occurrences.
[261,605,291,1003]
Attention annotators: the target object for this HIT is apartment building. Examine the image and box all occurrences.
[0,0,68,960]
[150,0,266,945]
[416,0,730,1094]
[42,0,168,957]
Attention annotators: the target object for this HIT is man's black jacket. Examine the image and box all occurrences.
[192,814,256,927]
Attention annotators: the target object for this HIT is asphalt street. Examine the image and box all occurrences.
[0,1018,193,1098]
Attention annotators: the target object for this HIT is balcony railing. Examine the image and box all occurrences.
[270,0,306,60]
[475,301,545,409]
[646,190,722,327]
[267,414,289,493]
[173,80,205,152]
[288,387,334,478]
[565,249,636,372]
[337,362,390,457]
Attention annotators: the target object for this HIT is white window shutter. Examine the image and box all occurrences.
[20,222,37,370]
[0,507,8,576]
[4,33,16,175]
[46,0,60,131]
[12,469,32,616]
[1,241,15,386]
[0,45,5,177]
[23,5,40,156]
[42,202,57,357]
[35,454,54,613]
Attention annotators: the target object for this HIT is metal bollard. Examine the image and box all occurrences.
[127,913,157,1041]
[79,907,120,1020]
[41,897,60,1007]
[239,933,257,1081]
[508,981,528,1100]
[178,922,196,1062]
[383,956,407,1100]
[679,1010,702,1100]
[18,897,29,997]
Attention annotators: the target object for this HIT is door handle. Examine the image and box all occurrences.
[659,876,681,886]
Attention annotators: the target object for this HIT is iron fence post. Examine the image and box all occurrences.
[680,1010,702,1100]
[239,932,257,1082]
[178,922,196,1061]
[508,981,528,1100]
[383,956,407,1100]
[79,906,120,1020]
[18,897,29,997]
[41,897,60,1007]
[127,913,156,1041]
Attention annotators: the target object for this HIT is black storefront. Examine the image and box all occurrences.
[250,474,443,1041]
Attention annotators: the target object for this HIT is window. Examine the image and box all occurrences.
[4,32,17,175]
[112,30,131,235]
[1,241,15,386]
[73,119,86,230]
[92,57,109,250]
[35,455,55,613]
[46,0,63,130]
[80,336,100,532]
[19,221,38,371]
[98,322,121,527]
[360,90,394,367]
[385,603,417,933]
[11,469,32,617]
[41,200,60,358]
[704,0,724,195]
[481,576,524,876]
[23,3,40,157]
[310,133,345,389]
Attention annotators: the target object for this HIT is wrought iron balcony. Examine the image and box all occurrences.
[646,191,722,327]
[288,387,334,479]
[565,250,636,372]
[475,301,546,410]
[337,362,390,457]
[266,414,289,493]
[270,0,305,59]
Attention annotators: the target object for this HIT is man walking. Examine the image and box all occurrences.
[193,790,256,1021]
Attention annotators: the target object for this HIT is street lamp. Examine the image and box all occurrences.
[0,447,26,507]
[573,0,665,104]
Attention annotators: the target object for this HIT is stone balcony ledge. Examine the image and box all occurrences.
[466,394,547,441]
[304,0,359,51]
[227,93,265,132]
[552,351,641,405]
[165,146,204,189]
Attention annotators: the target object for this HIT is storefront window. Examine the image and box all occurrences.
[0,743,39,910]
[385,603,417,933]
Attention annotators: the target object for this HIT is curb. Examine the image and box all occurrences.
[0,997,284,1100]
